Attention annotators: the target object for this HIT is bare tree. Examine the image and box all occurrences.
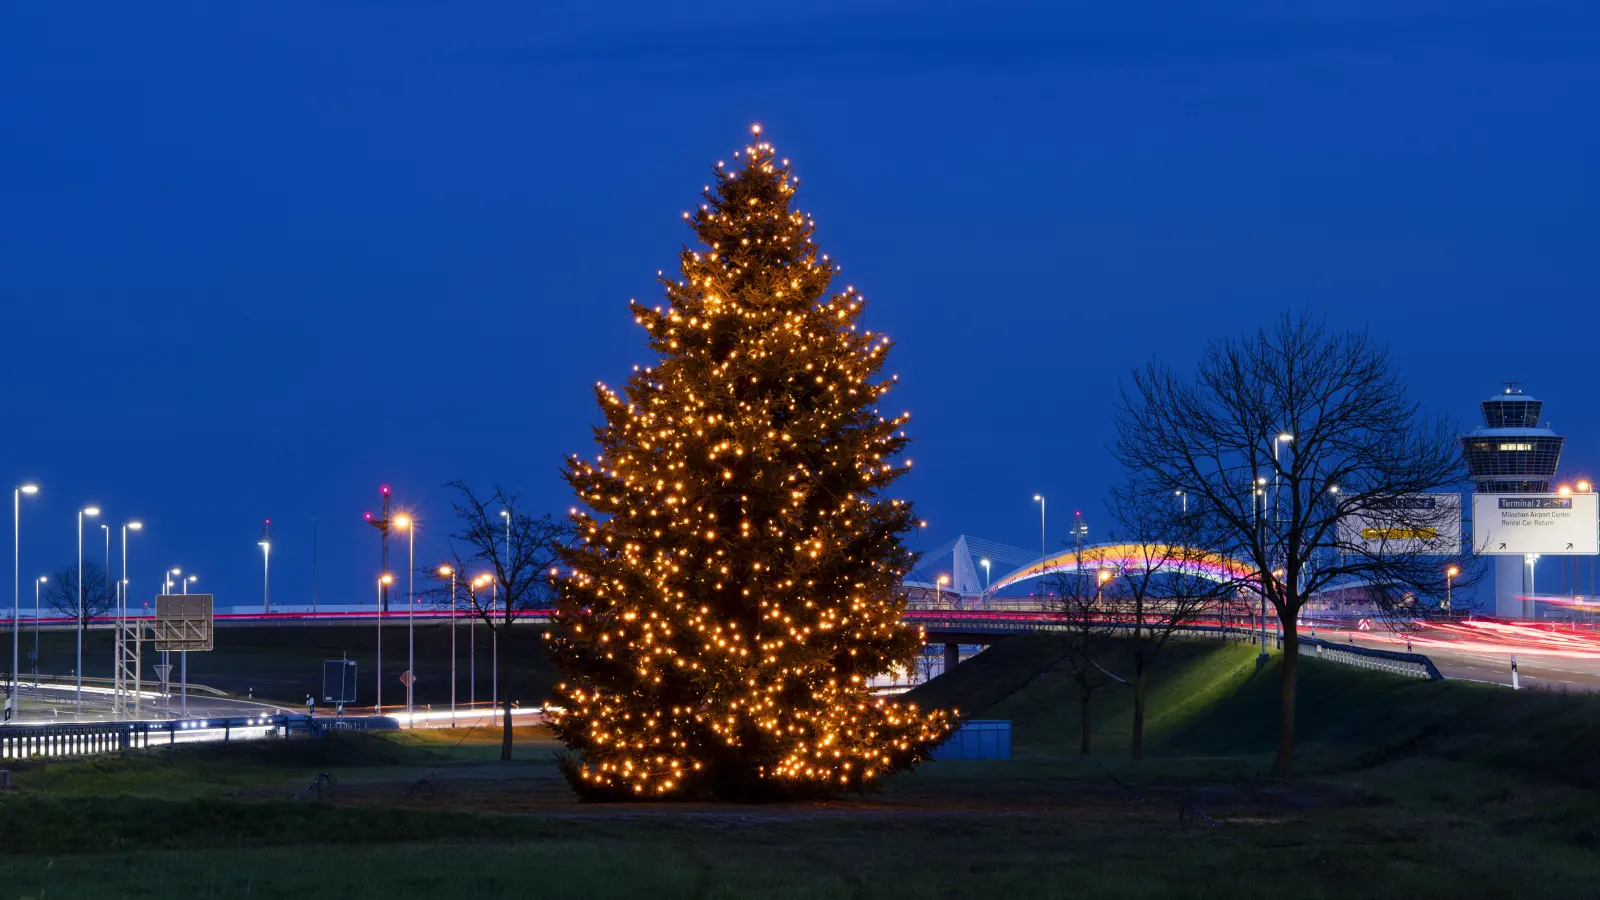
[1049,541,1119,756]
[1114,312,1480,774]
[1103,484,1235,760]
[436,480,571,761]
[42,560,113,627]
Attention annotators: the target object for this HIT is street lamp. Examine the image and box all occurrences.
[1096,567,1113,602]
[176,573,199,715]
[979,558,991,609]
[935,574,950,610]
[393,514,415,721]
[1032,495,1046,588]
[471,574,491,709]
[439,564,456,725]
[33,575,46,688]
[12,483,39,722]
[258,538,271,614]
[76,505,100,713]
[114,520,142,714]
[1175,490,1187,515]
[1273,433,1293,527]
[1446,566,1460,614]
[377,573,393,712]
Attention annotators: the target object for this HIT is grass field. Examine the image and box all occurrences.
[4,635,1600,898]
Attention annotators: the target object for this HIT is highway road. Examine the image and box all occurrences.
[15,681,294,725]
[1314,619,1600,692]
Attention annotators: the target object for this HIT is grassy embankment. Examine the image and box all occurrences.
[4,636,1600,898]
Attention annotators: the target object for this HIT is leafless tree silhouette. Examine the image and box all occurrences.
[1114,312,1480,773]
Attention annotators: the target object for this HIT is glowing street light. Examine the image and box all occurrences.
[377,573,394,711]
[439,564,457,724]
[393,514,416,720]
[935,574,950,610]
[470,574,493,709]
[1446,565,1460,613]
[113,520,141,714]
[258,528,271,615]
[1032,495,1046,586]
[1578,480,1592,493]
[33,575,47,688]
[12,483,39,722]
[979,558,991,609]
[76,505,100,713]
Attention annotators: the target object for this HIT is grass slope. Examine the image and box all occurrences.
[908,635,1262,757]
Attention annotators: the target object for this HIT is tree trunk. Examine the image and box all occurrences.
[1272,615,1299,775]
[499,625,513,762]
[1079,684,1092,756]
[1130,654,1147,761]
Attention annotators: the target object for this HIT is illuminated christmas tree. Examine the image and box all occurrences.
[548,126,955,801]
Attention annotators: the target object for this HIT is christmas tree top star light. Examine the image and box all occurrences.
[548,125,956,802]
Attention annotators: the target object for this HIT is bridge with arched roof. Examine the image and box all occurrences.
[904,534,1258,609]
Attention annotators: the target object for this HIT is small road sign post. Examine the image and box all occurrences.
[321,659,358,705]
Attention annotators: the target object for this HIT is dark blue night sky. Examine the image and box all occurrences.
[2,1,1596,610]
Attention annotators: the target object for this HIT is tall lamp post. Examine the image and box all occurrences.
[75,505,100,713]
[439,565,456,725]
[1446,566,1460,614]
[1253,479,1267,663]
[1032,495,1046,595]
[471,574,490,709]
[179,574,197,713]
[376,574,392,712]
[114,520,142,714]
[12,484,39,722]
[258,532,271,615]
[33,575,46,688]
[490,577,499,713]
[1272,433,1294,527]
[393,514,415,721]
[979,558,991,610]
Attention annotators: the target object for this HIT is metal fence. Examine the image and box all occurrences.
[1278,634,1443,680]
[0,713,399,761]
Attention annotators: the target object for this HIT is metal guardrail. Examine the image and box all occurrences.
[1279,633,1443,680]
[0,714,400,761]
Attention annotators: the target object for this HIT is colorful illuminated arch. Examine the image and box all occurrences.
[986,542,1256,594]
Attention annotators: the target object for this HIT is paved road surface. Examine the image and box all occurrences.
[1313,621,1600,692]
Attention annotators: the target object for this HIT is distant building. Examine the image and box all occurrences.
[1462,384,1565,618]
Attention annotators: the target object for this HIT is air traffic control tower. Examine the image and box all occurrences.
[1462,384,1565,617]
